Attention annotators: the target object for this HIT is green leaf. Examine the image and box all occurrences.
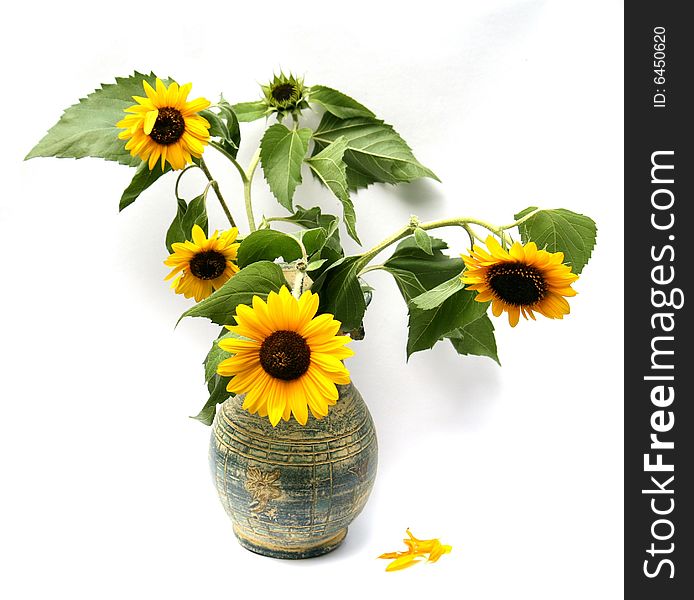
[26,71,166,166]
[166,198,188,252]
[180,261,287,326]
[165,194,209,253]
[383,267,427,300]
[273,205,337,232]
[237,229,303,268]
[384,236,465,297]
[411,276,465,310]
[296,228,327,256]
[306,136,360,243]
[407,288,488,358]
[309,85,375,119]
[204,331,238,383]
[201,98,241,159]
[306,259,327,271]
[514,207,597,275]
[260,124,312,210]
[381,237,483,357]
[448,315,500,365]
[191,375,232,426]
[413,227,433,255]
[311,256,365,331]
[119,161,171,211]
[271,205,344,266]
[312,114,439,190]
[180,196,209,237]
[232,100,271,122]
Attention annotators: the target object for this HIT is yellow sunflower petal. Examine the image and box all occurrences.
[233,303,273,340]
[183,97,212,115]
[266,380,287,427]
[300,313,340,340]
[155,78,167,98]
[484,236,509,260]
[385,555,422,572]
[509,241,525,261]
[143,109,158,135]
[177,82,193,105]
[143,80,158,102]
[508,305,521,327]
[287,380,309,425]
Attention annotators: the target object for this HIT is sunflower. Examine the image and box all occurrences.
[117,78,211,171]
[461,236,579,327]
[216,287,354,426]
[164,225,240,302]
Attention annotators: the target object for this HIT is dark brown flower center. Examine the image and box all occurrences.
[259,330,311,381]
[149,107,185,145]
[271,83,296,102]
[189,250,227,280]
[487,262,547,306]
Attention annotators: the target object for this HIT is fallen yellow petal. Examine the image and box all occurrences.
[427,543,453,563]
[378,552,405,559]
[378,529,452,571]
[385,554,423,572]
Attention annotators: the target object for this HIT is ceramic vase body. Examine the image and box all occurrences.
[209,382,377,558]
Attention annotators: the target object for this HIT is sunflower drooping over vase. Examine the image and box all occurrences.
[27,71,597,558]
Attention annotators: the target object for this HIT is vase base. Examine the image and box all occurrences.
[232,525,348,559]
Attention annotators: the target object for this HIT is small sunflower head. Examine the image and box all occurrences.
[261,72,309,120]
[461,236,579,327]
[163,225,240,302]
[117,78,211,171]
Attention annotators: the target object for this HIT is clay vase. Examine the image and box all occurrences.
[209,382,377,558]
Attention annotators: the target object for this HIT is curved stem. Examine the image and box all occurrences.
[358,225,412,268]
[462,223,485,247]
[296,238,308,261]
[422,216,513,244]
[356,211,546,275]
[174,164,201,201]
[210,140,262,233]
[199,159,237,228]
[498,207,542,230]
[200,180,215,201]
[247,148,261,181]
[359,264,385,276]
[209,141,248,183]
[243,148,261,233]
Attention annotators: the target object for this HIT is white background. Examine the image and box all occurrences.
[1,1,623,598]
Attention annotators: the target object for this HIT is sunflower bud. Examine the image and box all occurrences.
[261,72,309,121]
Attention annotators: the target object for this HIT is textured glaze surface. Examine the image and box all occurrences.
[209,382,378,559]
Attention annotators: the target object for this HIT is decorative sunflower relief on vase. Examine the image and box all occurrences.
[26,70,597,558]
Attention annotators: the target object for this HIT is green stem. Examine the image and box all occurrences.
[359,264,385,275]
[199,159,237,228]
[244,148,261,233]
[357,211,545,274]
[210,141,260,233]
[463,223,485,247]
[174,164,201,201]
[499,207,542,230]
[209,142,247,183]
[200,180,215,201]
[357,225,412,268]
